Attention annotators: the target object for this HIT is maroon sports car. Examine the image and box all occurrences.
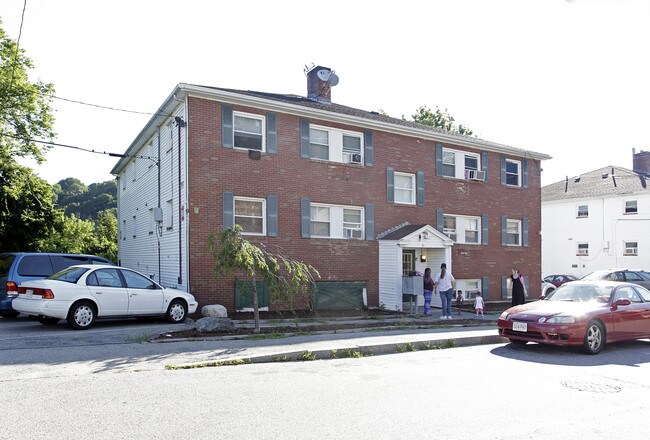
[498,280,650,354]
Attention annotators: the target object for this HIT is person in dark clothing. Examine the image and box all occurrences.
[423,268,435,316]
[510,268,526,306]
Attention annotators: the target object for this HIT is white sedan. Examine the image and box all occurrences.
[12,265,198,330]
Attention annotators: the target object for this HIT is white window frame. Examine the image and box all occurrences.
[165,199,173,230]
[443,215,457,242]
[394,172,416,205]
[577,204,589,218]
[505,159,521,187]
[121,172,127,190]
[121,219,126,240]
[457,279,481,300]
[132,215,137,238]
[148,208,154,234]
[624,200,638,215]
[233,111,266,152]
[310,203,364,240]
[624,241,638,256]
[442,147,481,180]
[131,160,137,182]
[577,242,589,256]
[234,196,267,236]
[309,124,364,165]
[309,127,330,160]
[506,219,521,246]
[444,214,482,244]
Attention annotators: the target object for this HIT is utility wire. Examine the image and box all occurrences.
[0,0,28,121]
[47,94,173,118]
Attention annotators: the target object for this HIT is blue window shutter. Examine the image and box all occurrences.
[417,171,425,206]
[522,159,528,188]
[436,209,444,233]
[481,152,489,182]
[301,197,311,238]
[481,214,489,245]
[300,118,310,158]
[386,167,394,203]
[501,215,507,246]
[365,204,375,240]
[522,217,529,247]
[266,112,277,154]
[267,195,278,237]
[500,155,506,185]
[364,130,374,167]
[222,105,233,149]
[501,276,508,300]
[482,276,489,300]
[222,192,234,227]
[435,143,443,177]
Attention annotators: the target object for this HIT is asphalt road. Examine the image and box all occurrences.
[1,337,649,440]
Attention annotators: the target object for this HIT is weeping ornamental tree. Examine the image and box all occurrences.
[209,226,320,332]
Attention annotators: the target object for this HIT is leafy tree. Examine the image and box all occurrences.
[38,212,96,254]
[52,179,116,221]
[209,226,320,332]
[410,105,474,136]
[91,208,118,263]
[0,160,57,251]
[0,19,57,250]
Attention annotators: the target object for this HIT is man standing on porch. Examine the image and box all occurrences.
[434,263,456,319]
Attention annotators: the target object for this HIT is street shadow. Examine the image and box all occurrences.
[491,339,650,367]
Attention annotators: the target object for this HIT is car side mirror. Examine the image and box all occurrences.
[614,298,631,307]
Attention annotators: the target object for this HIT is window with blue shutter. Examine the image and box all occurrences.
[416,171,425,206]
[481,152,489,182]
[522,217,529,247]
[481,276,489,300]
[500,155,506,185]
[266,113,277,154]
[435,143,443,177]
[522,159,528,188]
[222,192,234,227]
[481,214,489,245]
[365,204,374,240]
[501,216,507,246]
[300,197,311,238]
[300,119,310,158]
[222,105,233,149]
[436,209,444,233]
[364,130,373,167]
[267,195,278,237]
[386,167,395,203]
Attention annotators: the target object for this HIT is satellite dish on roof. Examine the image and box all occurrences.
[316,69,330,81]
[328,73,339,86]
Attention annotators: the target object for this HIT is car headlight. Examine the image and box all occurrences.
[499,311,510,320]
[545,316,576,324]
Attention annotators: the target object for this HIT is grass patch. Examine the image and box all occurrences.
[165,358,252,370]
[246,333,289,340]
[125,333,152,343]
[271,355,290,362]
[297,351,317,361]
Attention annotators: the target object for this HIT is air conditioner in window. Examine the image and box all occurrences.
[577,249,588,256]
[343,228,363,239]
[465,170,485,181]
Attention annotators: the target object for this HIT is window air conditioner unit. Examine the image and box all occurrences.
[465,170,485,181]
[350,153,362,164]
[344,228,362,239]
[577,249,588,256]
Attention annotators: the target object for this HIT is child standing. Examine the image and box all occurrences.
[456,290,463,315]
[474,291,485,317]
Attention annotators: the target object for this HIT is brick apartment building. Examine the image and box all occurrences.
[111,66,551,313]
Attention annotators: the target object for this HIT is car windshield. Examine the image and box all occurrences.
[545,284,612,302]
[580,271,612,281]
[48,267,89,283]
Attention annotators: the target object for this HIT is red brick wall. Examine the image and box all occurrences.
[186,96,542,311]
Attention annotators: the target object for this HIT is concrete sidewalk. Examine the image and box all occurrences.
[159,311,507,369]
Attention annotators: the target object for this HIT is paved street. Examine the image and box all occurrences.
[1,338,649,440]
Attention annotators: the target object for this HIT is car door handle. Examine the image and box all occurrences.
[95,291,103,295]
[131,292,138,296]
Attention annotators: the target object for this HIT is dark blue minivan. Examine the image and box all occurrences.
[0,253,114,318]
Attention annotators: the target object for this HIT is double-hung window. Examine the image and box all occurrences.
[443,214,481,244]
[233,112,265,151]
[505,159,521,186]
[234,197,266,235]
[624,241,638,255]
[577,242,589,256]
[625,200,638,214]
[577,204,589,218]
[505,219,521,246]
[394,172,416,205]
[308,125,363,164]
[310,203,364,239]
[441,147,481,180]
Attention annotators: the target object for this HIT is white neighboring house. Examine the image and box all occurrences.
[542,166,650,279]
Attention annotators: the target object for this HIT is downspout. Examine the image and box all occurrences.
[175,116,186,285]
[157,127,162,280]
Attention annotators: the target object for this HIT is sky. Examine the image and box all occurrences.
[1,0,648,187]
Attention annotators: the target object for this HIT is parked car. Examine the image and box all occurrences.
[541,280,556,297]
[581,269,650,290]
[0,252,114,318]
[543,274,578,287]
[498,280,650,354]
[11,265,198,330]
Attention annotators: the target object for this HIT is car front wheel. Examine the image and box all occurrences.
[166,300,187,323]
[583,320,605,355]
[67,301,96,330]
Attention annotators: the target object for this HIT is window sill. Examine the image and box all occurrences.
[623,253,638,256]
[623,212,638,215]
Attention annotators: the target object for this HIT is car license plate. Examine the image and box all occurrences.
[26,289,33,298]
[512,322,527,332]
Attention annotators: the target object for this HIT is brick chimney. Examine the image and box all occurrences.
[307,66,338,104]
[633,148,650,176]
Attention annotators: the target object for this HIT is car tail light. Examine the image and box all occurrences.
[16,287,55,299]
[6,282,18,297]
